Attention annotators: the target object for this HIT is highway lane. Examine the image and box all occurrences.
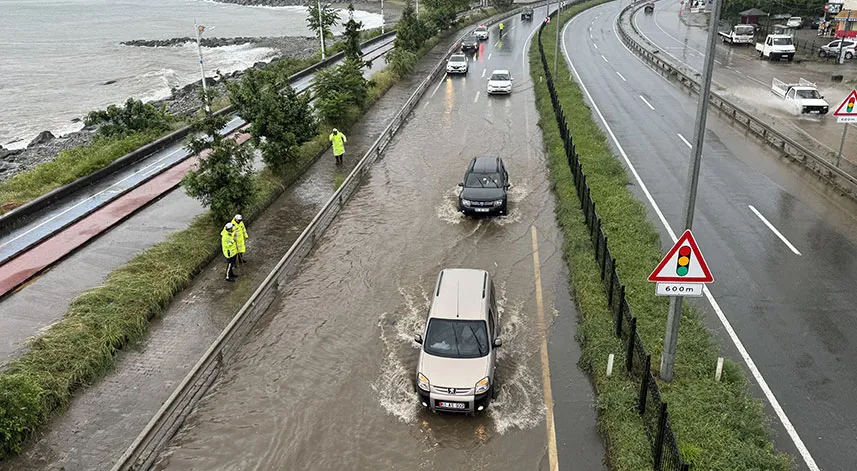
[0,36,395,267]
[632,0,857,167]
[566,2,857,470]
[152,8,605,471]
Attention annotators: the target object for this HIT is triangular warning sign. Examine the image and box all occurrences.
[833,90,857,116]
[647,230,714,283]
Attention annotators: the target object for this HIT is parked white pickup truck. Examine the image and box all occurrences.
[771,78,829,114]
[756,34,795,61]
[719,25,755,44]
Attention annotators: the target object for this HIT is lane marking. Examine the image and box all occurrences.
[482,68,486,77]
[488,52,493,60]
[593,43,599,49]
[677,133,693,148]
[474,90,480,103]
[601,54,609,63]
[429,72,447,100]
[748,205,802,256]
[639,95,655,111]
[531,226,559,471]
[616,71,627,82]
[564,9,822,470]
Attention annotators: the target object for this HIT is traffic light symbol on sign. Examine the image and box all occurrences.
[676,246,691,276]
[848,97,855,113]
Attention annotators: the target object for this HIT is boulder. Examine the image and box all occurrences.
[27,131,56,148]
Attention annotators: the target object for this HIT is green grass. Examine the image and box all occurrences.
[0,132,164,215]
[532,2,793,470]
[0,10,505,458]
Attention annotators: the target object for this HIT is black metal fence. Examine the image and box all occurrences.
[537,10,690,471]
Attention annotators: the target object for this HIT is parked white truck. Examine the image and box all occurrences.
[756,34,795,61]
[719,24,755,44]
[771,78,829,114]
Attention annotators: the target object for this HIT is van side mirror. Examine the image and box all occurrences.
[505,183,511,189]
[414,334,423,344]
[493,338,503,348]
[458,182,464,187]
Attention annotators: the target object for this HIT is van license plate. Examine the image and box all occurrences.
[475,208,489,212]
[438,401,466,409]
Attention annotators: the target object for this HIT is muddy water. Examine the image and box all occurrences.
[156,13,566,470]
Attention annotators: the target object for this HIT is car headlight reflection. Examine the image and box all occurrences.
[475,377,490,394]
[493,199,504,207]
[418,373,430,392]
[461,199,472,207]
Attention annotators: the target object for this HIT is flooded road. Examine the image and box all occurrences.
[154,9,602,470]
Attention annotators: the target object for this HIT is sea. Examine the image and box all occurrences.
[0,0,383,149]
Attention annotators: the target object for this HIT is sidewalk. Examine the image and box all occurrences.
[0,30,467,471]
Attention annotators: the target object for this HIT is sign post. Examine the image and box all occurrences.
[648,230,714,381]
[833,90,857,167]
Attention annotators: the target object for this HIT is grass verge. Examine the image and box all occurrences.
[0,10,505,459]
[532,2,793,470]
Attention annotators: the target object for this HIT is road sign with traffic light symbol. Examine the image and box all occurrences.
[648,230,713,283]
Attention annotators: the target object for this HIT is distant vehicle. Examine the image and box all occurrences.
[414,268,501,414]
[474,25,489,40]
[718,24,755,45]
[820,39,856,59]
[521,6,534,20]
[644,2,654,13]
[786,16,802,29]
[756,34,795,61]
[458,156,510,215]
[486,69,513,95]
[461,34,479,52]
[446,53,468,74]
[771,78,829,114]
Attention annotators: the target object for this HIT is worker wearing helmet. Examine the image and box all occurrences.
[329,128,347,165]
[221,222,238,282]
[231,214,249,264]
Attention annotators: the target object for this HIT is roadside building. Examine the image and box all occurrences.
[833,0,857,38]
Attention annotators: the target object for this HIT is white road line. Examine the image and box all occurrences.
[429,73,447,100]
[482,68,486,77]
[601,54,609,63]
[639,95,655,111]
[677,133,693,148]
[714,59,723,65]
[593,43,599,49]
[0,145,186,251]
[616,71,627,81]
[748,205,802,255]
[531,226,560,471]
[488,52,492,60]
[474,90,480,103]
[734,70,743,75]
[564,11,821,471]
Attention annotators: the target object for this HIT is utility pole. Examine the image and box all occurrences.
[317,0,326,60]
[554,0,562,78]
[381,0,385,34]
[194,22,211,114]
[416,0,420,16]
[660,0,721,382]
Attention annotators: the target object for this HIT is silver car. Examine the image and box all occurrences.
[415,269,501,414]
[446,53,468,74]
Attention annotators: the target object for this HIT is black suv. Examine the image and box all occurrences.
[458,156,510,215]
[460,34,479,52]
[521,7,534,20]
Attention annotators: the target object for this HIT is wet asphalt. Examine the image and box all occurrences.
[633,0,857,169]
[153,8,606,471]
[566,2,857,470]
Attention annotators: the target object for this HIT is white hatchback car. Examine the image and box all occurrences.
[487,69,513,95]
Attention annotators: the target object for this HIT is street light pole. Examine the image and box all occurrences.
[317,0,326,60]
[660,0,722,382]
[554,0,562,78]
[194,22,211,114]
[381,0,385,34]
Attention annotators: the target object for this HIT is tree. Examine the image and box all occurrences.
[182,94,254,222]
[385,47,418,79]
[306,0,340,56]
[422,0,469,32]
[343,3,364,64]
[393,0,430,53]
[84,98,172,138]
[227,68,316,173]
[313,57,369,126]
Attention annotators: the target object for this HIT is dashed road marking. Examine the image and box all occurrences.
[601,54,608,63]
[639,95,655,111]
[749,205,802,255]
[474,90,480,103]
[677,133,692,148]
[616,71,627,81]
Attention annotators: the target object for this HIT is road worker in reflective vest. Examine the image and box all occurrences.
[221,222,238,282]
[231,214,248,264]
[329,128,347,165]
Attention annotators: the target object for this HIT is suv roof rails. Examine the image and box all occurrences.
[436,270,444,296]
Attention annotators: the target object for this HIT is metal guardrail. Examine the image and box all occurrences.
[110,7,526,471]
[617,1,857,201]
[0,32,398,237]
[538,6,689,470]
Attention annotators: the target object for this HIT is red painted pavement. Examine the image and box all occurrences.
[0,130,251,299]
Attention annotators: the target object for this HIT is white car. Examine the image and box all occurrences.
[446,53,468,74]
[474,24,489,40]
[820,39,856,59]
[487,69,512,95]
[786,17,802,29]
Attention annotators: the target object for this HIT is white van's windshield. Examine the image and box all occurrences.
[424,319,489,358]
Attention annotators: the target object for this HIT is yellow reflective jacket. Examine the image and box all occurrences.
[231,219,248,253]
[221,228,237,258]
[329,131,347,156]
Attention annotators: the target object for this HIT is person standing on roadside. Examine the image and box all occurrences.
[231,214,248,264]
[221,222,238,282]
[329,128,347,165]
